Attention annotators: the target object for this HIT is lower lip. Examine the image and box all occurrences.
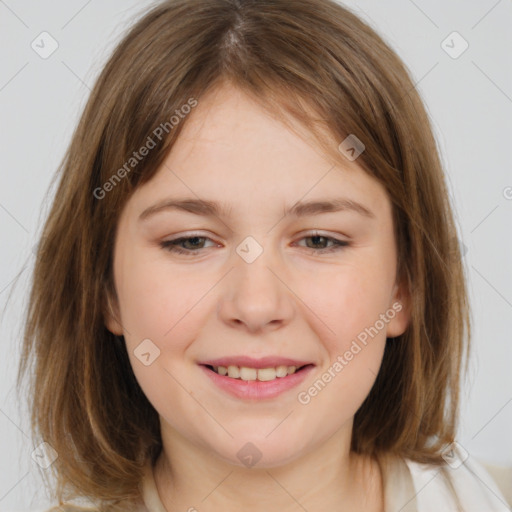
[199,364,315,400]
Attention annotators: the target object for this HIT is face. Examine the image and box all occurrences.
[106,83,410,468]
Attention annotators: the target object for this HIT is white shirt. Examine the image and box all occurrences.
[378,453,511,511]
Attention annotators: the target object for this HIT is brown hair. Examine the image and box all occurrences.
[17,0,471,508]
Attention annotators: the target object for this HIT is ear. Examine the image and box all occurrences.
[104,288,124,336]
[385,277,411,339]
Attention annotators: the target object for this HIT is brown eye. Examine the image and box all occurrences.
[295,233,349,254]
[160,236,215,255]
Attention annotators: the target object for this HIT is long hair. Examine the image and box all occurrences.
[17,0,471,507]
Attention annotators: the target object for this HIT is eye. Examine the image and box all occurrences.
[294,232,350,254]
[160,235,216,256]
[160,231,349,257]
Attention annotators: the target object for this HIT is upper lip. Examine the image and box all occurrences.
[199,356,314,369]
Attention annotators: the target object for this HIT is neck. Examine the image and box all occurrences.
[152,424,383,512]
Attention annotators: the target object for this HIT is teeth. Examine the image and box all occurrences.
[239,367,257,380]
[214,364,300,381]
[227,365,240,378]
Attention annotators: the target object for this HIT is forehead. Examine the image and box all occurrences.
[171,83,325,167]
[126,82,391,223]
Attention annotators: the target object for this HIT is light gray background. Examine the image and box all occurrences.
[1,0,511,510]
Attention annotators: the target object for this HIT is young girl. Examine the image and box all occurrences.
[18,0,510,510]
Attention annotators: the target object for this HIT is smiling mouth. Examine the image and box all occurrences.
[202,363,313,382]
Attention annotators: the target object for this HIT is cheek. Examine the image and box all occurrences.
[116,250,211,349]
[310,261,393,348]
[300,268,389,412]
[116,255,212,415]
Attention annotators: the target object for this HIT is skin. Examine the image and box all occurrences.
[106,82,410,512]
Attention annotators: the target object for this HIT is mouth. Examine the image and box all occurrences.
[198,363,316,400]
[201,363,314,381]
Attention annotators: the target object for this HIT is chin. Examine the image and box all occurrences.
[214,438,305,470]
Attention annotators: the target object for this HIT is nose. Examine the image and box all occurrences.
[217,244,295,334]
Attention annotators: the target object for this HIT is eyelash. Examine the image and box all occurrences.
[159,232,350,256]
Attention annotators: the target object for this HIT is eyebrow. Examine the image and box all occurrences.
[138,197,375,222]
